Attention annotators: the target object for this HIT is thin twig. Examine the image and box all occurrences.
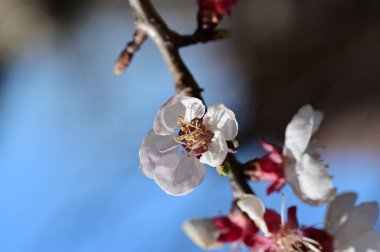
[114,29,147,75]
[128,0,253,197]
[174,29,229,47]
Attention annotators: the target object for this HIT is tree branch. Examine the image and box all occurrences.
[174,29,229,47]
[129,0,202,98]
[128,0,253,197]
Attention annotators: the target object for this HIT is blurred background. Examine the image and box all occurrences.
[0,0,379,251]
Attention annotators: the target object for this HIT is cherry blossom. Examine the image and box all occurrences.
[139,95,238,196]
[237,194,333,252]
[246,105,336,205]
[323,193,380,252]
[236,194,380,252]
[183,194,333,251]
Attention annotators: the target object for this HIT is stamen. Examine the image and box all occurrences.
[174,116,213,155]
[159,144,180,153]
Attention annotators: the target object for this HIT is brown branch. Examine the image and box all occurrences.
[227,154,254,198]
[128,0,253,198]
[128,0,202,98]
[174,29,229,47]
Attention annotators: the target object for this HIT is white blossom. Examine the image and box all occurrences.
[139,95,238,195]
[326,193,380,252]
[283,105,336,205]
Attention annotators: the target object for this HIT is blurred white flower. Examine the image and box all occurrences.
[139,95,238,195]
[246,105,336,205]
[283,104,336,205]
[325,193,380,252]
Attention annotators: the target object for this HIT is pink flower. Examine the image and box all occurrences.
[246,138,286,195]
[238,195,333,252]
[184,194,380,251]
[183,194,335,251]
[238,194,380,252]
[246,105,336,205]
[198,0,237,16]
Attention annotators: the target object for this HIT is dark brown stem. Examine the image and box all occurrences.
[128,0,253,198]
[174,29,229,47]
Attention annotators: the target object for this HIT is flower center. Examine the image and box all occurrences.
[273,227,322,252]
[174,116,213,157]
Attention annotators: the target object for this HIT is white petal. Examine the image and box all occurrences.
[153,95,205,135]
[237,194,269,236]
[285,153,336,205]
[283,105,323,159]
[338,230,380,252]
[334,202,379,250]
[153,152,205,196]
[182,218,222,250]
[203,103,238,141]
[139,129,177,179]
[199,131,228,167]
[325,193,357,235]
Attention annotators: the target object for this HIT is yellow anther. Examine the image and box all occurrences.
[177,115,184,122]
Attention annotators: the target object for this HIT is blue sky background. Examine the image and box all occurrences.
[0,6,379,252]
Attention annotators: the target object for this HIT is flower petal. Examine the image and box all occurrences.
[261,138,282,154]
[284,105,323,159]
[266,178,286,195]
[285,153,336,205]
[212,216,243,243]
[286,206,299,230]
[338,230,380,252]
[325,192,357,235]
[302,227,334,252]
[263,209,282,234]
[334,202,379,250]
[182,218,223,250]
[203,103,238,141]
[237,194,269,236]
[153,95,205,135]
[199,131,228,167]
[153,152,205,196]
[247,235,273,251]
[139,129,177,179]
